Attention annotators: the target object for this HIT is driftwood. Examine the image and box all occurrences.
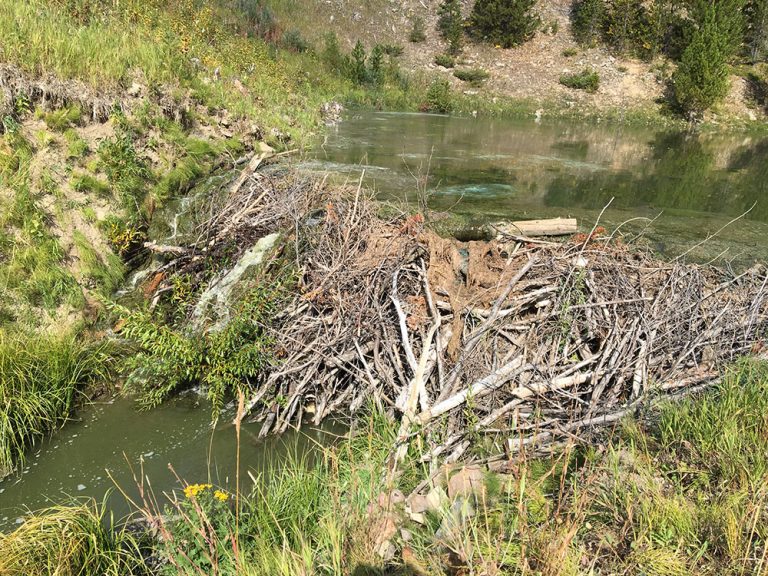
[140,157,768,468]
[494,218,578,238]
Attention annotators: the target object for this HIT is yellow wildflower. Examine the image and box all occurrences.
[183,483,213,499]
[214,490,229,502]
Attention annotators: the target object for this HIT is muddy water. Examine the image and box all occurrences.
[309,111,768,266]
[0,394,340,531]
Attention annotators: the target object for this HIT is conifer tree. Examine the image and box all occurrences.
[438,0,464,54]
[468,0,541,48]
[572,0,606,46]
[746,0,768,61]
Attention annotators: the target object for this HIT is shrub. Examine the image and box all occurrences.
[453,67,490,86]
[572,0,606,46]
[435,53,456,68]
[423,78,454,113]
[438,0,464,54]
[469,0,541,48]
[562,47,579,57]
[381,43,404,57]
[673,6,731,116]
[559,68,600,92]
[322,32,347,73]
[40,105,82,131]
[368,44,385,86]
[409,16,427,42]
[281,28,309,53]
[349,40,368,85]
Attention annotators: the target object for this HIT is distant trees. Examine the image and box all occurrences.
[746,0,768,61]
[468,0,541,48]
[572,0,605,46]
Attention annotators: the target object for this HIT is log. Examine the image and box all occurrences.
[495,218,578,238]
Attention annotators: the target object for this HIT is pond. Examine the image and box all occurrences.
[308,111,768,266]
[4,111,768,531]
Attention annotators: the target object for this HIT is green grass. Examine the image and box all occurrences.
[0,331,115,477]
[559,68,601,93]
[0,498,145,576]
[73,230,126,296]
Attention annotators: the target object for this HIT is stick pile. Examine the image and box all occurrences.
[147,161,768,464]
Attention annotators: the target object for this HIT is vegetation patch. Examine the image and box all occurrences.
[453,67,490,86]
[560,68,601,92]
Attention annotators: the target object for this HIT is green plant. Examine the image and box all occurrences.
[673,6,731,116]
[71,172,111,197]
[435,53,456,68]
[73,230,125,295]
[409,16,427,42]
[97,132,151,211]
[368,44,385,86]
[560,67,600,92]
[454,67,490,86]
[64,128,89,159]
[381,43,404,57]
[438,0,464,54]
[40,105,82,131]
[562,47,579,57]
[281,28,309,53]
[469,0,541,48]
[572,0,606,46]
[423,78,454,113]
[0,499,145,576]
[349,40,368,85]
[0,331,114,477]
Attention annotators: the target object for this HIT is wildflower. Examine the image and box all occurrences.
[183,483,213,499]
[214,490,229,502]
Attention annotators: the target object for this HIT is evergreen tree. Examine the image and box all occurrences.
[673,6,731,116]
[572,0,606,46]
[349,40,367,85]
[469,0,541,48]
[438,0,464,55]
[368,44,384,85]
[688,0,746,58]
[746,0,768,61]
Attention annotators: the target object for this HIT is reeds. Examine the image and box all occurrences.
[0,331,114,477]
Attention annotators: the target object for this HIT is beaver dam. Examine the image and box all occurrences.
[128,154,768,474]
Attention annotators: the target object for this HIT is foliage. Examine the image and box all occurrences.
[0,499,145,576]
[453,67,490,86]
[559,67,601,92]
[422,78,454,113]
[409,16,427,42]
[368,44,385,86]
[64,128,89,159]
[673,6,731,116]
[116,277,289,413]
[71,172,111,197]
[97,131,151,213]
[572,0,606,46]
[40,105,82,132]
[0,331,114,477]
[746,0,768,61]
[438,0,464,55]
[349,40,368,85]
[468,0,541,48]
[321,31,346,72]
[73,230,125,295]
[281,28,309,53]
[434,53,456,68]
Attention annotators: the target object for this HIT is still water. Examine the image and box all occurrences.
[310,111,768,265]
[4,112,768,529]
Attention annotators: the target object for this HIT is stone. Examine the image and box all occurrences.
[447,466,485,500]
[127,82,143,97]
[400,528,413,542]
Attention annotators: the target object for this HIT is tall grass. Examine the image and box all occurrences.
[0,498,145,576]
[0,331,115,476]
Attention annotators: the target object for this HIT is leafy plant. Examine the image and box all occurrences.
[560,68,600,92]
[409,16,427,42]
[454,67,490,86]
[435,53,456,68]
[422,78,454,113]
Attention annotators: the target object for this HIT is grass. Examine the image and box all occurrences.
[73,230,126,296]
[453,67,490,87]
[0,330,115,477]
[0,498,145,576]
[7,360,767,575]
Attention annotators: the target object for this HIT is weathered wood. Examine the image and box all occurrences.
[495,218,578,238]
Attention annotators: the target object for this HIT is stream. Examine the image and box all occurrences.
[3,111,768,530]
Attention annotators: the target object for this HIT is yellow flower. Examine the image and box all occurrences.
[183,483,213,499]
[214,490,229,502]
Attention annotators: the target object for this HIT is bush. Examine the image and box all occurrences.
[423,79,454,113]
[40,105,82,131]
[572,0,606,46]
[469,0,541,48]
[435,53,456,68]
[409,16,427,42]
[559,68,600,92]
[562,47,579,57]
[673,6,731,116]
[453,67,490,86]
[349,40,368,85]
[281,28,309,53]
[381,43,404,57]
[322,32,347,72]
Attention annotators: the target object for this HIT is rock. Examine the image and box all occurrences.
[400,528,413,542]
[372,512,399,559]
[127,82,143,97]
[408,511,426,524]
[407,485,448,514]
[256,141,275,155]
[447,466,485,500]
[748,110,758,121]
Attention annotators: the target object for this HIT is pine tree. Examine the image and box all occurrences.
[368,44,384,85]
[469,0,541,48]
[438,0,464,55]
[572,0,606,46]
[349,40,367,85]
[673,6,731,116]
[746,0,768,61]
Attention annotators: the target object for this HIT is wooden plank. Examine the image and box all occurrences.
[495,218,578,238]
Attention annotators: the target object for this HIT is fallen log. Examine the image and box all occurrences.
[494,217,578,238]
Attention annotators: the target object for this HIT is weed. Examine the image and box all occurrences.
[73,231,125,295]
[64,128,89,159]
[454,67,490,87]
[435,53,456,68]
[71,172,111,197]
[562,47,578,57]
[409,16,427,43]
[40,105,82,131]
